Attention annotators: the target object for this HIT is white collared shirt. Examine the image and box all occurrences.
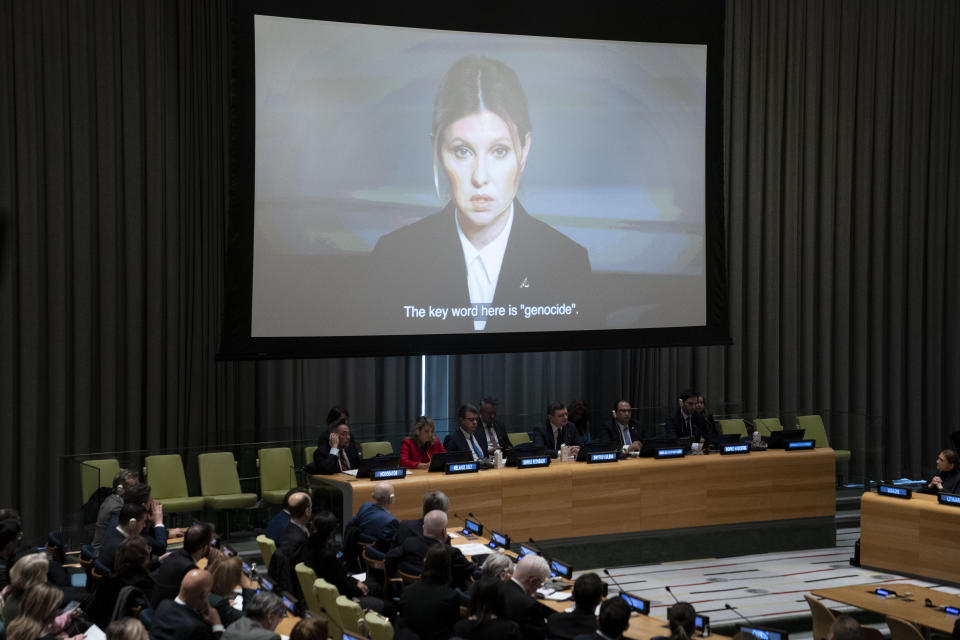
[460,428,483,461]
[456,203,515,331]
[482,421,501,452]
[617,421,632,445]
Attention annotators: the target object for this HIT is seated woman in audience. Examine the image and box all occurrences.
[397,545,460,640]
[651,602,696,640]
[106,617,148,640]
[400,416,446,470]
[99,503,148,571]
[289,617,328,640]
[88,537,154,627]
[5,583,83,640]
[451,576,522,640]
[208,555,256,626]
[305,511,374,598]
[921,449,960,494]
[1,552,49,624]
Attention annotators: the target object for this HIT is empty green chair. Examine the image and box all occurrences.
[304,446,317,467]
[256,534,276,568]
[144,455,205,513]
[80,458,120,504]
[364,611,394,640]
[337,595,364,635]
[717,419,748,438]
[295,563,323,616]
[258,447,296,504]
[507,432,531,446]
[197,452,258,510]
[361,441,394,459]
[797,414,851,480]
[754,417,783,437]
[314,578,345,639]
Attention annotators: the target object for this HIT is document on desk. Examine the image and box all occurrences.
[455,543,494,557]
[341,469,359,477]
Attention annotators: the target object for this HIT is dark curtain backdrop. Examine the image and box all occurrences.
[2,0,959,535]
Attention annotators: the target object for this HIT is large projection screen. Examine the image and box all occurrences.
[222,3,727,358]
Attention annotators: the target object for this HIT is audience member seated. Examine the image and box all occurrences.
[0,516,23,589]
[444,404,490,462]
[386,510,475,590]
[92,469,140,553]
[567,398,592,443]
[575,597,631,640]
[208,556,255,626]
[503,554,551,640]
[347,482,399,550]
[395,491,449,546]
[88,537,154,627]
[289,618,329,640]
[450,576,523,640]
[150,569,223,640]
[270,492,311,598]
[478,397,510,453]
[312,417,360,474]
[400,416,446,470]
[920,449,960,494]
[828,615,863,640]
[107,617,149,640]
[396,545,461,640]
[1,552,49,625]
[5,583,81,640]
[651,602,696,640]
[305,512,374,599]
[264,488,303,543]
[478,551,514,583]
[595,401,643,453]
[533,402,581,458]
[222,591,285,640]
[664,389,717,442]
[150,523,215,608]
[106,483,172,558]
[100,503,149,572]
[545,573,602,640]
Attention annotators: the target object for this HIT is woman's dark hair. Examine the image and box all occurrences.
[421,544,451,584]
[119,502,146,528]
[115,536,150,576]
[325,406,349,425]
[308,512,339,551]
[568,398,590,436]
[667,602,697,640]
[468,576,509,622]
[940,449,960,469]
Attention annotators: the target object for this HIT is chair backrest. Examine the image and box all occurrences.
[755,417,783,436]
[364,611,394,640]
[804,594,837,640]
[886,616,925,640]
[398,569,421,585]
[361,441,394,459]
[295,563,323,616]
[313,579,344,639]
[81,459,121,503]
[304,446,317,466]
[256,534,276,569]
[717,419,748,437]
[797,415,831,448]
[336,595,364,635]
[258,447,296,493]
[144,455,190,500]
[197,452,243,496]
[508,432,532,446]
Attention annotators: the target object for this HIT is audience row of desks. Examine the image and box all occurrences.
[313,449,837,541]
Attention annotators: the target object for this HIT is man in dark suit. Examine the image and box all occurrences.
[503,554,551,640]
[533,402,582,457]
[149,569,223,640]
[443,404,489,461]
[313,418,360,474]
[150,523,215,608]
[595,400,644,453]
[275,492,311,567]
[574,597,631,640]
[347,482,399,550]
[395,490,449,547]
[478,396,510,453]
[385,510,475,589]
[664,389,717,442]
[546,572,603,640]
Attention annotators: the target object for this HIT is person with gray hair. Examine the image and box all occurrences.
[346,481,399,550]
[222,591,285,640]
[395,491,450,547]
[386,509,476,589]
[503,554,551,640]
[480,550,514,581]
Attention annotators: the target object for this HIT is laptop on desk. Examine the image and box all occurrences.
[355,453,402,478]
[767,429,805,449]
[427,450,473,472]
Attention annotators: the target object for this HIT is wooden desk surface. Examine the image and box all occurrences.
[316,449,836,541]
[860,491,960,583]
[810,583,960,633]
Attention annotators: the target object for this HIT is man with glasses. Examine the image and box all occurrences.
[222,591,286,640]
[443,404,489,461]
[504,554,551,640]
[533,402,581,458]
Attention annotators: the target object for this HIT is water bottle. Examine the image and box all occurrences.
[752,429,761,447]
[559,444,568,462]
[494,449,504,469]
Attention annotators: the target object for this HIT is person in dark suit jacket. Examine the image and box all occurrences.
[444,404,489,461]
[397,545,461,640]
[594,400,644,453]
[367,56,595,336]
[574,597,630,640]
[920,449,960,494]
[664,390,717,442]
[151,523,214,608]
[275,492,312,570]
[546,573,603,640]
[503,554,552,640]
[394,490,449,548]
[347,483,399,550]
[312,418,360,475]
[451,577,523,640]
[149,569,224,640]
[385,510,475,590]
[478,397,510,453]
[100,503,149,572]
[533,402,582,457]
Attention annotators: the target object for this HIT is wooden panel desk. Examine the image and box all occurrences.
[810,584,960,633]
[860,491,960,583]
[314,449,836,542]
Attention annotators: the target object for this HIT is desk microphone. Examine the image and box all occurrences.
[468,512,486,531]
[665,585,680,603]
[452,513,470,531]
[604,568,627,593]
[725,603,754,626]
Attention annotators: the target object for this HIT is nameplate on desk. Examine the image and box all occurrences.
[721,443,750,455]
[872,587,896,597]
[878,484,911,499]
[944,606,960,616]
[445,461,479,475]
[281,591,298,613]
[487,530,510,550]
[241,560,253,576]
[785,439,815,451]
[654,447,685,459]
[618,591,650,614]
[371,467,406,480]
[550,558,573,579]
[518,456,550,468]
[587,451,618,464]
[462,518,483,536]
[696,615,711,637]
[738,625,788,640]
[938,492,960,506]
[518,543,537,558]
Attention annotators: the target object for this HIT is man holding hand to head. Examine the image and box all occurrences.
[150,569,223,640]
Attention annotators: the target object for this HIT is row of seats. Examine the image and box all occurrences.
[806,594,924,640]
[717,414,851,467]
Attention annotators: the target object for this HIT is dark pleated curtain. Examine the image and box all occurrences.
[2,0,959,536]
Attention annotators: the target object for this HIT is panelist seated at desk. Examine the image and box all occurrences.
[451,576,523,640]
[312,418,360,475]
[346,483,399,550]
[546,572,603,640]
[533,402,582,458]
[920,449,960,494]
[444,404,491,462]
[695,394,720,438]
[594,400,644,454]
[664,389,718,442]
[575,597,631,640]
[479,396,511,453]
[650,601,696,640]
[385,510,476,590]
[400,416,446,470]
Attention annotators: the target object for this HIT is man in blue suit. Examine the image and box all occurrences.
[443,404,489,461]
[150,569,223,640]
[533,402,581,458]
[347,482,399,550]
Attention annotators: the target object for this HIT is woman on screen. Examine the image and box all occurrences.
[370,56,593,332]
[400,415,446,470]
[921,448,960,494]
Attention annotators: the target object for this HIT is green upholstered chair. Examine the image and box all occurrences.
[258,447,296,505]
[364,611,394,640]
[717,419,748,438]
[361,441,394,460]
[304,446,317,467]
[80,458,120,504]
[256,534,276,568]
[144,454,205,513]
[314,578,344,639]
[754,417,783,436]
[507,432,531,446]
[797,414,851,481]
[295,563,323,616]
[337,595,364,635]
[197,452,258,510]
